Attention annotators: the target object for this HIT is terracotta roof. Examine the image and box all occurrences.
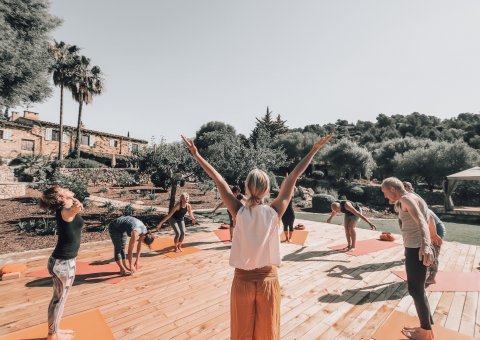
[12,117,148,144]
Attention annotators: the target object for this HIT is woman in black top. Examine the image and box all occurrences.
[327,199,377,251]
[39,186,84,340]
[282,200,295,243]
[156,192,197,252]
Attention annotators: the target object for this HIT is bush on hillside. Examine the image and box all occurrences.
[312,194,336,213]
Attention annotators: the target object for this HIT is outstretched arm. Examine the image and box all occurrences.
[212,201,224,213]
[156,204,179,230]
[326,210,337,224]
[271,134,334,217]
[182,135,242,219]
[344,202,377,230]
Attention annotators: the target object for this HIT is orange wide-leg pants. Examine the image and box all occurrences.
[231,266,281,340]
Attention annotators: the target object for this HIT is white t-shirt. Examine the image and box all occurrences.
[229,205,282,270]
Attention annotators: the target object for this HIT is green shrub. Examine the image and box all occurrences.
[338,185,365,202]
[18,218,57,235]
[314,186,338,198]
[119,190,127,197]
[142,206,157,215]
[99,187,109,194]
[312,194,336,213]
[116,172,137,187]
[58,158,103,168]
[148,193,157,201]
[311,170,325,179]
[73,151,132,168]
[102,201,116,215]
[123,204,134,216]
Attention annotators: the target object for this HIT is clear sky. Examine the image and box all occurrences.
[24,0,480,142]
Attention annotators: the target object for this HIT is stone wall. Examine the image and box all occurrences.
[0,166,14,182]
[58,168,151,186]
[0,182,26,200]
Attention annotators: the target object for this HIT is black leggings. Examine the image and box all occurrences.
[405,247,433,330]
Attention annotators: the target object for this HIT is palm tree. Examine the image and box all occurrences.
[48,41,80,160]
[70,55,105,158]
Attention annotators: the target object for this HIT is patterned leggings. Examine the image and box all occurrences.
[47,256,76,335]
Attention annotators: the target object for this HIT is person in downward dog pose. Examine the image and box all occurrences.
[382,178,435,340]
[108,216,155,275]
[182,133,333,339]
[156,192,197,252]
[39,186,84,340]
[327,198,377,251]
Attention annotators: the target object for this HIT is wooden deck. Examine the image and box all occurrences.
[1,219,479,339]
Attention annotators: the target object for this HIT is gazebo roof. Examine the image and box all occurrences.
[447,166,480,181]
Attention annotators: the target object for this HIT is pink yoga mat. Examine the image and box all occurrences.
[213,229,232,244]
[329,238,402,256]
[373,310,474,340]
[26,261,134,284]
[392,271,480,292]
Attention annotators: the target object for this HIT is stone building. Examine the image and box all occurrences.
[0,111,147,160]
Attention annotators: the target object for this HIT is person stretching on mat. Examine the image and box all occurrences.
[212,186,245,241]
[403,181,444,287]
[108,216,155,275]
[327,198,377,251]
[182,133,333,339]
[156,192,197,252]
[282,199,295,243]
[39,186,84,340]
[382,177,435,340]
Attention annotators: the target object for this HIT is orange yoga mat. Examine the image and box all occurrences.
[213,229,232,244]
[150,237,201,258]
[392,271,480,292]
[372,310,474,340]
[329,238,402,256]
[26,261,133,284]
[0,309,114,340]
[280,230,309,246]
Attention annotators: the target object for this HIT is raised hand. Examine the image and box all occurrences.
[312,133,335,151]
[181,135,198,156]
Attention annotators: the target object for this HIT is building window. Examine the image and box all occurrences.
[110,139,119,147]
[81,135,90,145]
[132,143,139,153]
[21,139,34,152]
[52,130,60,142]
[1,129,12,140]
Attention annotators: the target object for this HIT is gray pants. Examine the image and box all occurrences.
[109,227,127,261]
[169,218,186,243]
[48,256,76,335]
[427,243,442,282]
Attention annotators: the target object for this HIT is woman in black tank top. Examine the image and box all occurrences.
[39,186,84,340]
[156,192,197,252]
[327,198,377,251]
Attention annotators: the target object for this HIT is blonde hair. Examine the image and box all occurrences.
[245,169,270,206]
[180,192,189,202]
[402,181,413,192]
[381,177,405,192]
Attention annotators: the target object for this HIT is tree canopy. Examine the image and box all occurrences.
[0,0,61,108]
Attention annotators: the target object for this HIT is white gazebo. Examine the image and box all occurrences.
[444,166,480,210]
